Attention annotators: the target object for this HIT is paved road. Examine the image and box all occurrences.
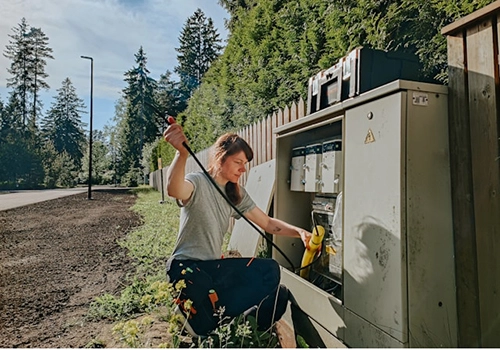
[0,187,100,211]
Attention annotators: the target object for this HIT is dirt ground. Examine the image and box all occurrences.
[0,189,143,348]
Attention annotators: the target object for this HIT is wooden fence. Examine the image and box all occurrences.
[149,97,306,191]
[442,2,500,347]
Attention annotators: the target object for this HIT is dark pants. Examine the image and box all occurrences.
[167,257,289,336]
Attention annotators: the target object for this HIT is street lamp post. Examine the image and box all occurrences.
[81,55,93,200]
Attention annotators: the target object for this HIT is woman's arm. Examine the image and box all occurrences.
[165,151,194,201]
[245,206,311,247]
[163,117,194,201]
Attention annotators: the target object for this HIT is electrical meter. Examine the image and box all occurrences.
[320,139,342,194]
[290,147,305,191]
[304,143,322,192]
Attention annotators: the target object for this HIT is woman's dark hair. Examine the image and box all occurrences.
[207,133,253,205]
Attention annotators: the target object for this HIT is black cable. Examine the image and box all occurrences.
[180,140,296,270]
[152,108,298,270]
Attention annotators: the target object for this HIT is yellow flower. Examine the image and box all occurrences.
[112,322,124,333]
[183,299,193,311]
[141,316,153,326]
[175,279,186,291]
[150,281,160,291]
[140,294,153,306]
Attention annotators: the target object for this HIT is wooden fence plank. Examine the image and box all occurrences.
[447,30,481,347]
[272,112,278,159]
[256,119,262,166]
[298,97,306,119]
[250,122,255,169]
[291,101,298,121]
[283,105,291,125]
[277,109,284,127]
[266,115,272,162]
[466,18,500,347]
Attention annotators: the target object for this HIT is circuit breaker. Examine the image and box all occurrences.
[320,140,342,194]
[290,147,305,191]
[304,143,322,192]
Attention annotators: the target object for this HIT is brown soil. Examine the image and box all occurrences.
[0,189,143,348]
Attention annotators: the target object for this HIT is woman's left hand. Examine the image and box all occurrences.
[299,230,312,249]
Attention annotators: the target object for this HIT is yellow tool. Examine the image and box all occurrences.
[300,225,325,279]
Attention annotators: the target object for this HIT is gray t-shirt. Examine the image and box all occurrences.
[169,172,256,262]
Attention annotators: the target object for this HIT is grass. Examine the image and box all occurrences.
[121,187,180,274]
[87,185,281,348]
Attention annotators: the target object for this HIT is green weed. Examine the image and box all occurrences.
[200,309,279,348]
[119,188,179,274]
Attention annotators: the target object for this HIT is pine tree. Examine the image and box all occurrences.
[79,130,113,185]
[119,47,158,181]
[0,92,44,188]
[40,78,87,169]
[3,18,53,128]
[3,18,31,126]
[155,70,185,118]
[175,9,223,99]
[107,99,126,184]
[29,27,54,125]
[217,0,253,30]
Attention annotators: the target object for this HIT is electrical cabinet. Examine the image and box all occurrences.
[274,80,457,348]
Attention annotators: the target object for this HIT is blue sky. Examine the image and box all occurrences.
[0,0,229,131]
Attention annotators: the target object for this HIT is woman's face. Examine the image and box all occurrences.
[219,150,248,184]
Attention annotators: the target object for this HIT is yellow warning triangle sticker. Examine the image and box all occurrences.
[365,128,375,144]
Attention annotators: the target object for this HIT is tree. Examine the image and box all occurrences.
[102,123,120,185]
[109,98,127,182]
[119,47,158,180]
[40,78,87,169]
[1,18,53,189]
[3,18,53,128]
[175,9,223,100]
[218,0,253,30]
[29,27,54,125]
[42,141,78,188]
[0,92,44,189]
[183,0,497,138]
[155,70,185,118]
[80,130,113,185]
[3,18,31,126]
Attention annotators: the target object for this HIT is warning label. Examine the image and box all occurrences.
[365,129,375,144]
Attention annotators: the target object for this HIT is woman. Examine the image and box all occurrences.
[163,116,312,336]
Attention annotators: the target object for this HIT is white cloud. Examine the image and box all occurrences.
[0,0,228,128]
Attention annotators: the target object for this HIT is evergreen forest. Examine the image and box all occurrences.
[0,0,494,190]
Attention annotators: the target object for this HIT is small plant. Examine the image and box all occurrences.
[87,277,149,320]
[84,339,106,348]
[199,307,279,348]
[112,317,154,347]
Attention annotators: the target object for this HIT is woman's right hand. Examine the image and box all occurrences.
[163,116,189,156]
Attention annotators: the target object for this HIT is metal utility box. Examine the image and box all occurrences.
[274,80,457,348]
[307,47,425,115]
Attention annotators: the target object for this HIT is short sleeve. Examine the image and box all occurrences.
[181,172,199,208]
[233,186,256,219]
